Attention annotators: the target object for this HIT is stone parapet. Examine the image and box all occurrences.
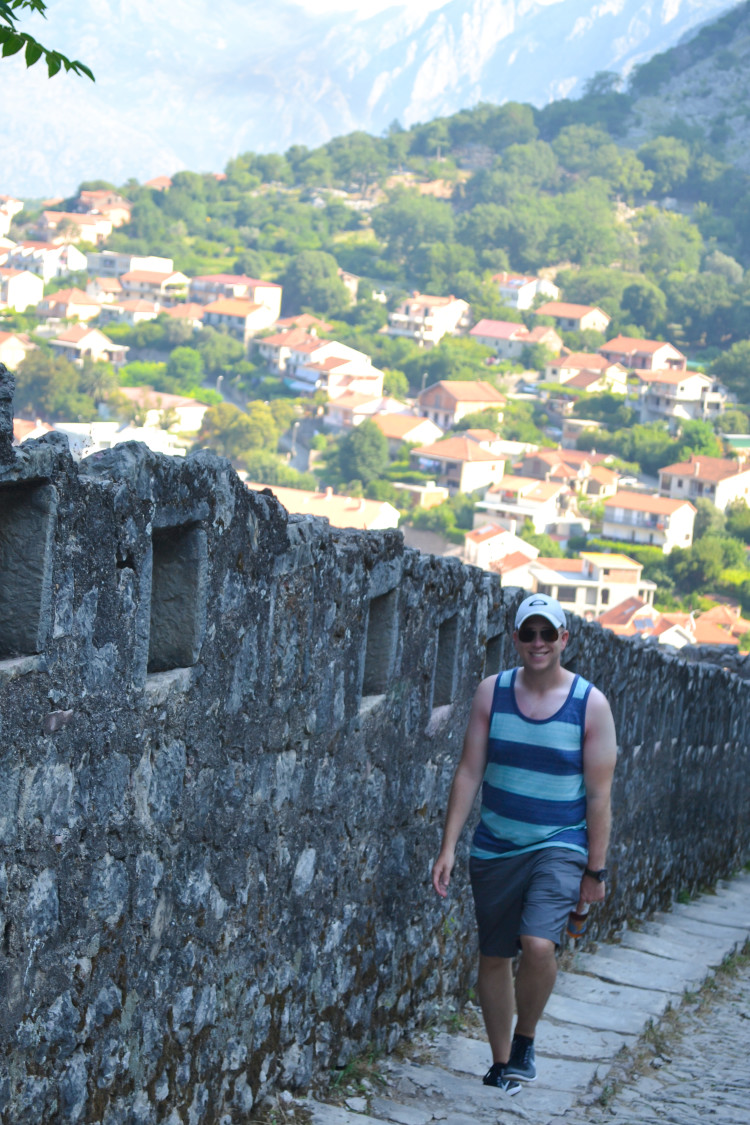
[0,435,748,1123]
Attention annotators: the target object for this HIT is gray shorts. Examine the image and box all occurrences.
[469,847,586,958]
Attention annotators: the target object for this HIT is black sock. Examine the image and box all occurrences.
[513,1033,534,1047]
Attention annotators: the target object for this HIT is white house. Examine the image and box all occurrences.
[535,302,611,333]
[658,455,750,512]
[492,271,559,310]
[5,241,88,283]
[602,490,696,553]
[529,552,657,620]
[0,331,35,370]
[634,369,729,427]
[410,435,506,494]
[469,319,562,359]
[416,380,505,429]
[386,293,471,347]
[0,267,44,312]
[86,251,174,277]
[189,275,282,322]
[246,483,400,531]
[475,477,570,534]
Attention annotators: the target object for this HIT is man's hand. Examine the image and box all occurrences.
[432,849,455,898]
[579,873,606,904]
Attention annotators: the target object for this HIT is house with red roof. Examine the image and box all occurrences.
[119,269,189,306]
[202,297,276,346]
[105,386,210,432]
[492,271,559,310]
[410,435,506,493]
[658,454,750,512]
[386,292,471,347]
[475,477,571,534]
[0,331,36,370]
[463,525,539,573]
[633,368,729,426]
[189,275,282,321]
[99,299,161,326]
[38,211,113,244]
[325,394,409,430]
[370,413,444,455]
[0,267,44,312]
[5,240,88,283]
[602,490,696,553]
[416,380,505,429]
[529,551,656,620]
[49,325,129,367]
[246,483,399,531]
[469,319,562,359]
[535,302,611,333]
[599,335,686,372]
[37,287,102,322]
[545,351,628,393]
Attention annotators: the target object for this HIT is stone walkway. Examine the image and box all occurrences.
[302,872,750,1125]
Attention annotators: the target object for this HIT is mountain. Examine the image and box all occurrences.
[3,0,739,197]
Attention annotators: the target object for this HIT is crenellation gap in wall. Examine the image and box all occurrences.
[361,587,399,699]
[0,479,57,660]
[433,613,459,708]
[147,523,208,674]
[484,632,504,678]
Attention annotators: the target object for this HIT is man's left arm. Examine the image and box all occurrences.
[580,686,618,904]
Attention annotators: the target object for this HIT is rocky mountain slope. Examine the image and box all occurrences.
[2,0,740,196]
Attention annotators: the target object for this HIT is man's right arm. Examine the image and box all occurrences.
[431,675,494,897]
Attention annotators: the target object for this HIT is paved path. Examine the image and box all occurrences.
[302,872,750,1125]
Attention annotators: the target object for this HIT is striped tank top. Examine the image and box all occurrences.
[471,668,591,860]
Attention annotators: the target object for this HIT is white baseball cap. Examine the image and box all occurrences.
[515,593,567,632]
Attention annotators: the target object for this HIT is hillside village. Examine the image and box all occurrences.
[2,136,750,654]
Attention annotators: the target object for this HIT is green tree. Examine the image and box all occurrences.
[725,500,750,543]
[710,340,750,402]
[0,0,94,78]
[669,538,725,592]
[637,137,691,196]
[371,189,455,263]
[673,420,723,462]
[195,402,279,463]
[14,349,95,420]
[281,251,350,316]
[166,347,204,389]
[383,369,409,399]
[197,329,245,377]
[335,420,389,485]
[621,278,667,335]
[693,497,726,539]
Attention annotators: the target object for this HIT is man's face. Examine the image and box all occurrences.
[513,614,569,669]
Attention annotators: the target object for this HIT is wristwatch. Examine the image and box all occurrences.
[584,867,608,882]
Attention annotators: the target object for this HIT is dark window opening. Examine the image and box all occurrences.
[484,633,503,678]
[362,588,399,697]
[433,614,459,707]
[148,523,207,673]
[0,481,56,660]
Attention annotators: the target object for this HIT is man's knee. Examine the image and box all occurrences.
[519,934,556,964]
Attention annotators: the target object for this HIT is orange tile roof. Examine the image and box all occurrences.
[466,525,506,543]
[13,418,53,440]
[536,301,607,319]
[470,319,528,340]
[659,455,746,482]
[566,371,602,390]
[421,380,505,404]
[371,414,436,439]
[203,297,262,317]
[535,557,586,572]
[602,335,683,355]
[557,352,610,371]
[192,273,280,287]
[412,436,504,462]
[259,328,312,348]
[490,551,535,575]
[638,369,706,385]
[43,287,95,305]
[328,393,381,410]
[163,302,205,320]
[121,270,182,284]
[246,483,398,531]
[465,429,499,442]
[605,490,695,515]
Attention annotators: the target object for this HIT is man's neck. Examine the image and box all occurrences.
[517,662,572,695]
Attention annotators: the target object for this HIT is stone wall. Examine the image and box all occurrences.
[1,423,749,1124]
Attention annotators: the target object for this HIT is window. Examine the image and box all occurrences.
[602,590,610,605]
[433,614,458,708]
[0,481,56,660]
[361,589,398,698]
[148,524,207,673]
[557,586,576,602]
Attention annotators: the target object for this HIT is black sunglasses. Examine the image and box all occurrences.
[518,624,560,643]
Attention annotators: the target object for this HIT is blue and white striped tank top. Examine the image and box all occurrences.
[471,668,591,860]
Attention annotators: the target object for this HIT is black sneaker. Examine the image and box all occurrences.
[482,1063,522,1095]
[503,1037,536,1082]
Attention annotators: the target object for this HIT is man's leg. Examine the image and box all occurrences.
[514,934,557,1037]
[477,953,514,1064]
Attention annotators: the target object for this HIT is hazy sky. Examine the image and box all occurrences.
[292,0,450,15]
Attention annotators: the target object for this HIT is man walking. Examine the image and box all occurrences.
[432,594,617,1094]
